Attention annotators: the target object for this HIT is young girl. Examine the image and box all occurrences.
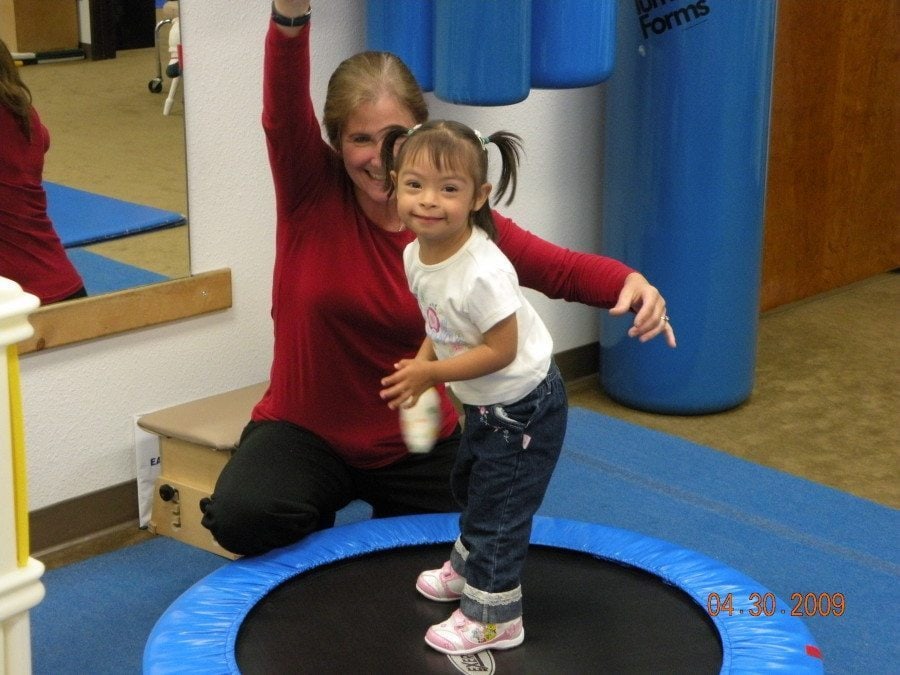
[379,120,567,655]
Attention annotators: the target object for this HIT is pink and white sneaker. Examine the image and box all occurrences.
[416,561,465,602]
[424,608,524,655]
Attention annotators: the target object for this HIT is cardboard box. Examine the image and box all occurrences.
[0,0,79,53]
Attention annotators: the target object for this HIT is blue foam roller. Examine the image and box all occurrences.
[599,0,778,414]
[433,0,531,106]
[366,0,434,92]
[531,0,616,88]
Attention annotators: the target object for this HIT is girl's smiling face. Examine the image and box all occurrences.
[392,151,491,258]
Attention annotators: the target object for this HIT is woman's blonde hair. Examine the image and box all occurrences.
[0,39,33,139]
[323,51,428,149]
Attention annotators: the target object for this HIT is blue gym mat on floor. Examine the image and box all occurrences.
[67,249,168,295]
[45,182,186,248]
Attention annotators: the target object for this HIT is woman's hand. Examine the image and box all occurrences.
[273,0,310,15]
[608,272,677,348]
[272,0,311,36]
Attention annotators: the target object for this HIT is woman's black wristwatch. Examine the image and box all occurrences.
[271,3,311,27]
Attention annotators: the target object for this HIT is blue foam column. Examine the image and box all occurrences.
[531,0,617,88]
[433,0,531,105]
[600,0,778,414]
[366,0,434,91]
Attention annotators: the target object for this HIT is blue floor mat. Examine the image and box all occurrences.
[45,182,185,248]
[67,248,168,295]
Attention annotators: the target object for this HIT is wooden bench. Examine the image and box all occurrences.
[137,382,268,558]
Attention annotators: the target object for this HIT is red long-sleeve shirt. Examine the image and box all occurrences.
[0,106,84,304]
[252,22,633,468]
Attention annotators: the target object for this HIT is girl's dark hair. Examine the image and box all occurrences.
[381,120,522,240]
[0,38,33,140]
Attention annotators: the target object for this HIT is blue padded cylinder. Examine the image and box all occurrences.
[366,0,434,91]
[433,0,531,105]
[531,0,616,88]
[599,0,778,414]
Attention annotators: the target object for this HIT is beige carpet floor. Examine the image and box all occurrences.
[571,272,899,510]
[20,43,189,278]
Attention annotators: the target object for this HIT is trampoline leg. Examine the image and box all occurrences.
[164,76,180,116]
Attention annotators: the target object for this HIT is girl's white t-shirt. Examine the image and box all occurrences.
[404,227,553,405]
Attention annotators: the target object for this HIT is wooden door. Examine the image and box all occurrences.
[761,0,899,310]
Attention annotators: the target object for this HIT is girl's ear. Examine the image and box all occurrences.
[473,182,492,211]
[390,170,398,188]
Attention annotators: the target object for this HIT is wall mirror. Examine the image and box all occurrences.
[17,10,190,305]
[9,5,232,356]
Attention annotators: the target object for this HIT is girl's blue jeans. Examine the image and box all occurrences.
[449,362,568,623]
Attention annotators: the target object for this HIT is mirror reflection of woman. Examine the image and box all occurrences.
[0,38,86,305]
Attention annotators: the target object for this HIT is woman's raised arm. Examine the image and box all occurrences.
[264,0,332,219]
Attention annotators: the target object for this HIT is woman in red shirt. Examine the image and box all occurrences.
[0,39,85,305]
[200,1,676,556]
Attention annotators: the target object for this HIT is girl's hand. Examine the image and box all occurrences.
[608,272,677,348]
[380,359,435,410]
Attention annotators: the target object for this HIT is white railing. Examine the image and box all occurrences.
[0,277,43,675]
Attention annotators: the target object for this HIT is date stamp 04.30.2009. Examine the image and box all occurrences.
[706,592,845,617]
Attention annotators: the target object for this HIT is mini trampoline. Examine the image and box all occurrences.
[144,514,822,673]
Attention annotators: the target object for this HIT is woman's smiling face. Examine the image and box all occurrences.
[339,96,416,214]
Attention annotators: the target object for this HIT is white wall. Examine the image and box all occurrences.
[19,1,608,512]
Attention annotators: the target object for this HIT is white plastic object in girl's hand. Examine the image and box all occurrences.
[399,387,441,453]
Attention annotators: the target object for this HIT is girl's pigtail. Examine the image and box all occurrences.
[487,131,523,206]
[472,130,523,241]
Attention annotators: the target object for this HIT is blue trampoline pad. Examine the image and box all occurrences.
[145,515,823,673]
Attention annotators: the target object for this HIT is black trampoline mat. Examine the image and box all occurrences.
[237,544,722,674]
